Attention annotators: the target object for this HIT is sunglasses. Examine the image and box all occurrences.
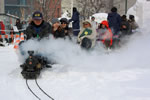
[61,22,67,24]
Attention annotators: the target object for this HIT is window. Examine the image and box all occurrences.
[19,0,26,5]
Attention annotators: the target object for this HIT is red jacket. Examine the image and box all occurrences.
[98,20,113,46]
[0,21,5,35]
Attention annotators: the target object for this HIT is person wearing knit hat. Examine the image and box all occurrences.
[128,15,139,30]
[107,7,121,35]
[20,11,52,68]
[77,20,97,49]
[51,18,65,39]
[51,18,60,25]
[60,18,69,24]
[60,18,72,40]
[32,11,43,20]
[97,20,113,48]
[69,7,80,36]
[24,11,52,40]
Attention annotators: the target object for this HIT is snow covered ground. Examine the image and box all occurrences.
[1,1,150,100]
[1,31,150,100]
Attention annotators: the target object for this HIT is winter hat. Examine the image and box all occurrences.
[73,7,77,12]
[32,11,43,20]
[122,15,126,19]
[60,18,69,24]
[121,15,127,21]
[51,18,60,24]
[129,15,134,20]
[82,20,92,27]
[83,20,92,25]
[101,20,109,28]
[91,16,95,19]
[111,7,117,12]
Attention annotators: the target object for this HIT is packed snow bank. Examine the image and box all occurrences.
[127,0,147,27]
[91,13,108,24]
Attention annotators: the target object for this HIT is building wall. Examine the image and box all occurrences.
[5,0,31,20]
[48,0,61,18]
[5,0,18,4]
[33,0,61,20]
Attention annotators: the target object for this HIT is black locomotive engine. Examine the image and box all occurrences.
[21,51,49,79]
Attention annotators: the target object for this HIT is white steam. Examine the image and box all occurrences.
[20,26,150,73]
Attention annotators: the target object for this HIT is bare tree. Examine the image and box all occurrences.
[20,8,25,20]
[76,0,106,20]
[89,0,106,13]
[108,0,114,13]
[33,0,61,21]
[49,0,61,21]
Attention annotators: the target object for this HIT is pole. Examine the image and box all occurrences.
[0,0,5,21]
[125,0,128,14]
[0,0,5,13]
[71,0,73,16]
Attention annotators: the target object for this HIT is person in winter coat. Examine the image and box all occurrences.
[97,20,113,48]
[20,11,52,68]
[51,18,65,39]
[22,21,28,30]
[128,15,139,31]
[60,18,72,40]
[0,20,5,44]
[69,7,80,36]
[0,20,5,35]
[120,15,132,37]
[107,7,121,35]
[16,19,22,32]
[91,16,97,29]
[25,11,52,40]
[77,20,97,49]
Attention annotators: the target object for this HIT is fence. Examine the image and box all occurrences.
[0,28,25,49]
[0,13,19,34]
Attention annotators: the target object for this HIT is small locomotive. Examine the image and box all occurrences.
[21,51,50,79]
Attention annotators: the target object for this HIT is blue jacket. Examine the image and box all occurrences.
[69,11,80,30]
[107,12,121,35]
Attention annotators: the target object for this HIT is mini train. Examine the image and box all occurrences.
[20,51,49,79]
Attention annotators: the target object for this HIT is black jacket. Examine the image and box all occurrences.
[69,11,80,30]
[107,12,121,35]
[25,21,52,40]
[51,27,65,39]
[120,20,132,36]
